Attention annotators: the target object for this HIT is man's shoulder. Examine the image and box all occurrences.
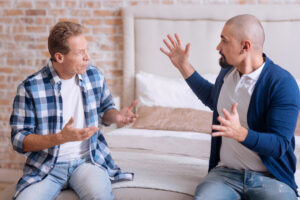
[264,57,296,82]
[262,57,299,97]
[20,66,49,88]
[85,65,105,80]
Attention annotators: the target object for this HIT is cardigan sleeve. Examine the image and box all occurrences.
[185,71,215,110]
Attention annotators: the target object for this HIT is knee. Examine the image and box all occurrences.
[83,189,114,200]
[79,182,114,200]
[194,183,205,200]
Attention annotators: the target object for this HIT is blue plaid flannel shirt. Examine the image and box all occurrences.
[10,60,134,198]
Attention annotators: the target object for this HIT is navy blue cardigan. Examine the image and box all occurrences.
[186,56,300,194]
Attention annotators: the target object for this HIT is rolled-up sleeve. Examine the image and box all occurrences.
[10,84,35,154]
[98,78,116,125]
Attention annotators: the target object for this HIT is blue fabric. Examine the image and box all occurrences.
[194,167,297,200]
[16,158,114,200]
[10,60,133,198]
[186,55,300,194]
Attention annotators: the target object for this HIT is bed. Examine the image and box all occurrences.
[1,4,300,200]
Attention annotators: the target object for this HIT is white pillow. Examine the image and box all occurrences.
[136,71,217,111]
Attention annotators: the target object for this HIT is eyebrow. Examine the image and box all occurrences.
[74,48,86,53]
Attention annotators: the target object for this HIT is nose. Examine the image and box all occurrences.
[84,49,90,61]
[216,42,221,51]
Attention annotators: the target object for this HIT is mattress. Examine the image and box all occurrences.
[104,128,300,195]
[104,128,211,196]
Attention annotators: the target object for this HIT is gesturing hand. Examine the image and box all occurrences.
[211,103,248,142]
[59,117,99,143]
[116,99,138,126]
[160,33,194,78]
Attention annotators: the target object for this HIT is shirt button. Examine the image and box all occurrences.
[50,165,54,169]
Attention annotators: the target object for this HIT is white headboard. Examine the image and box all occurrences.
[122,5,300,107]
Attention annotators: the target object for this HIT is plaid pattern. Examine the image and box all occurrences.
[10,60,134,198]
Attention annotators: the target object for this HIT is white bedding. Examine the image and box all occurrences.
[104,127,300,195]
[104,128,211,196]
[104,128,211,159]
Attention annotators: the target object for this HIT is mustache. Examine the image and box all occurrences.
[218,52,232,69]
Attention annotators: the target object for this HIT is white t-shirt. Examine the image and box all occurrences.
[57,75,89,162]
[217,63,267,172]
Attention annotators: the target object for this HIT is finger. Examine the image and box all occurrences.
[232,103,238,115]
[128,99,138,111]
[128,116,137,123]
[87,126,99,132]
[160,47,170,56]
[167,34,177,47]
[217,116,230,126]
[222,108,231,119]
[121,118,127,124]
[87,127,98,136]
[78,128,88,135]
[163,39,173,51]
[79,127,98,137]
[174,33,182,47]
[211,125,227,132]
[66,117,74,126]
[185,43,191,55]
[211,131,225,137]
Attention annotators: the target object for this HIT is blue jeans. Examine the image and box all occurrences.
[16,158,114,200]
[194,167,297,200]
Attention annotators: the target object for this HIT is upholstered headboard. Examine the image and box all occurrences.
[122,5,300,107]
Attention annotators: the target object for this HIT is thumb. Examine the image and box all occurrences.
[232,103,238,114]
[185,43,191,54]
[66,117,74,126]
[128,99,138,111]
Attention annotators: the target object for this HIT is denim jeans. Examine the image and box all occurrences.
[16,157,114,200]
[194,167,297,200]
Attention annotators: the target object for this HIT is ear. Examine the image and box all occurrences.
[54,52,64,63]
[241,40,251,53]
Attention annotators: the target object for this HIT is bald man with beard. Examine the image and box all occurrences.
[161,14,299,200]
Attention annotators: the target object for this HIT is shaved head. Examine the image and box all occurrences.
[225,14,265,52]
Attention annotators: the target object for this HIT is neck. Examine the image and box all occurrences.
[236,53,264,75]
[52,61,75,80]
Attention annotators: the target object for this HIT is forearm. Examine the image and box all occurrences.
[242,129,291,158]
[185,71,214,109]
[102,109,118,125]
[23,133,64,152]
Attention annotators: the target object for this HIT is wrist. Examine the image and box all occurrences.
[239,126,248,142]
[179,64,195,79]
[56,132,65,144]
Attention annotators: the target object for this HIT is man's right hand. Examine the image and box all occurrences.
[160,33,195,79]
[58,117,99,143]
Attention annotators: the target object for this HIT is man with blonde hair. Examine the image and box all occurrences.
[10,21,137,200]
[161,14,299,200]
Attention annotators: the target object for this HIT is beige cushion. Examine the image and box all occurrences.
[132,106,212,133]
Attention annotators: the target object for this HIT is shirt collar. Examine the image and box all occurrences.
[233,62,265,81]
[244,62,265,81]
[47,59,85,87]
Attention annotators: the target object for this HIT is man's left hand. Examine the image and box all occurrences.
[211,103,248,142]
[116,99,139,125]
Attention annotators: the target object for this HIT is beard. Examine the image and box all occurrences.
[218,53,232,69]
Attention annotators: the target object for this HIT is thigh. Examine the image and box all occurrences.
[69,162,114,200]
[16,175,64,200]
[16,163,68,200]
[244,173,297,200]
[194,167,242,200]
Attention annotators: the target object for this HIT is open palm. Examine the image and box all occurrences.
[160,33,191,70]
